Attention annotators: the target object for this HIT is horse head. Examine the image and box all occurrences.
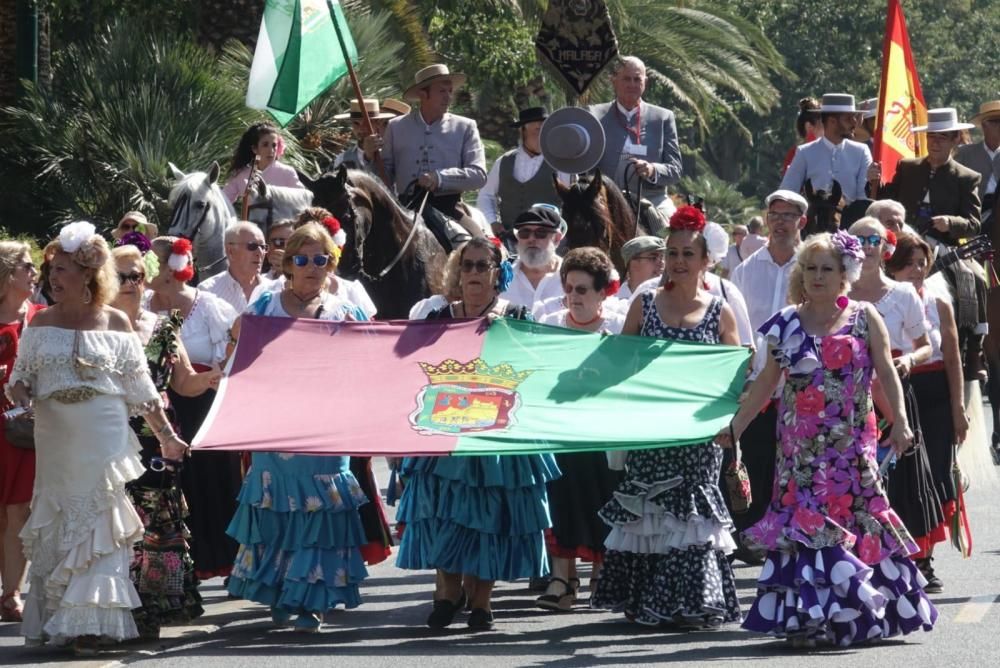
[555,169,634,272]
[244,180,314,235]
[167,161,235,279]
[803,178,844,238]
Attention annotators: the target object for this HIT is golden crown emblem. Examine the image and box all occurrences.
[418,358,532,391]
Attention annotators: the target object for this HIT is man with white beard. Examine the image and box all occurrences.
[501,205,565,309]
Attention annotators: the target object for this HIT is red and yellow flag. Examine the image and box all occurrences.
[874,0,928,183]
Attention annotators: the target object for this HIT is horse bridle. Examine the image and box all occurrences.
[343,181,427,282]
[172,185,228,275]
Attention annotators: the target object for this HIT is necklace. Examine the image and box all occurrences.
[290,288,322,305]
[568,310,602,327]
[460,297,497,318]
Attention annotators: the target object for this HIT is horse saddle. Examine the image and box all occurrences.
[399,181,472,253]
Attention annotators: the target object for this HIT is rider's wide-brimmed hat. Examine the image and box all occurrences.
[819,93,857,114]
[539,106,606,174]
[380,98,411,117]
[403,64,467,101]
[911,107,974,133]
[333,98,395,122]
[971,100,1000,128]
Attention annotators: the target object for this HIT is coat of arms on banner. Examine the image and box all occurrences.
[410,359,532,435]
[535,0,618,96]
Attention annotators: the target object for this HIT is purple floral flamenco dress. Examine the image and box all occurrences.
[742,304,937,646]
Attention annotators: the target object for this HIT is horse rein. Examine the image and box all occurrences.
[172,182,227,276]
[623,162,644,238]
[347,182,428,282]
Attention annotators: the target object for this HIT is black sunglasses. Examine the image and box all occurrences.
[516,227,555,240]
[460,260,495,273]
[229,241,267,252]
[564,284,594,295]
[117,272,145,285]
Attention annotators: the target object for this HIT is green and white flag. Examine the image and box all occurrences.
[246,0,358,126]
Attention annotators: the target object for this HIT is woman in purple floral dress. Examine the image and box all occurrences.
[717,231,937,647]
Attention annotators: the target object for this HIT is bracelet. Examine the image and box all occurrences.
[155,422,173,435]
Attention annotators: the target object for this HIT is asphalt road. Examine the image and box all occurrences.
[3,443,999,667]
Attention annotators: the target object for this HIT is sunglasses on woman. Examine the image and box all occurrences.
[291,254,331,267]
[117,272,145,285]
[855,234,882,247]
[460,260,495,273]
[564,284,595,295]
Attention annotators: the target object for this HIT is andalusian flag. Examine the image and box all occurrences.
[246,0,358,127]
[193,317,749,456]
[873,0,928,183]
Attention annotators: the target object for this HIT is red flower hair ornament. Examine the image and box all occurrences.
[168,238,195,283]
[321,216,347,247]
[668,205,706,232]
[883,229,898,261]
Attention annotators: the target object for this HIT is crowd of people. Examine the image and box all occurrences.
[0,54,998,656]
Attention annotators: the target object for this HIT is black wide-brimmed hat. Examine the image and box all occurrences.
[509,107,548,128]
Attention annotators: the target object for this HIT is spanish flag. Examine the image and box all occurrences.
[873,0,928,183]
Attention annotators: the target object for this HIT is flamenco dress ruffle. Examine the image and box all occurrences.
[396,454,559,580]
[226,453,369,613]
[591,442,741,626]
[21,396,146,645]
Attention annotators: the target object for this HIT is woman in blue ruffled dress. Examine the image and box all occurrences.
[396,237,559,632]
[718,231,937,648]
[591,206,743,628]
[226,223,369,633]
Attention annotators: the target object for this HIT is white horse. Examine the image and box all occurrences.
[167,161,237,280]
[245,181,314,232]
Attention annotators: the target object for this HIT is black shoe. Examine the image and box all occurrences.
[732,544,766,566]
[426,591,468,629]
[916,558,943,593]
[528,576,549,591]
[467,607,494,631]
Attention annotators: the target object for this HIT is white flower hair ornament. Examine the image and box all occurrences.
[58,221,96,254]
[703,221,729,266]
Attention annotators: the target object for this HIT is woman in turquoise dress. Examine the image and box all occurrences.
[719,231,937,647]
[396,237,559,632]
[226,223,369,632]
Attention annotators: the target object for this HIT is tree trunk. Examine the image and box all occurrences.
[0,0,17,104]
[197,0,264,49]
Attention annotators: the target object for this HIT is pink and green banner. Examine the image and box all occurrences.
[193,316,750,456]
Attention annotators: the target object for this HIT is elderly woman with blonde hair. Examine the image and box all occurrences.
[6,223,188,655]
[226,222,370,632]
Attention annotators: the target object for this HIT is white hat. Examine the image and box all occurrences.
[333,98,394,122]
[819,93,857,114]
[971,100,1000,127]
[765,189,809,215]
[403,64,467,102]
[858,98,879,119]
[911,107,975,133]
[539,107,606,174]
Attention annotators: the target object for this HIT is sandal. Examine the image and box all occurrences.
[535,577,575,612]
[568,577,581,601]
[0,592,23,623]
[72,635,101,657]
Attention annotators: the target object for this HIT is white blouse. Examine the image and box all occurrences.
[538,308,625,334]
[871,278,927,352]
[165,290,238,366]
[10,327,161,416]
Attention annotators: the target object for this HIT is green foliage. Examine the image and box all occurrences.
[677,171,760,229]
[41,0,197,50]
[0,19,254,236]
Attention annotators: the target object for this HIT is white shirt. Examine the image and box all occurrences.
[720,244,744,276]
[870,278,927,352]
[532,294,628,320]
[501,258,564,309]
[729,245,796,332]
[985,144,999,195]
[538,308,625,334]
[163,290,238,366]
[199,271,262,315]
[615,102,659,185]
[476,146,570,224]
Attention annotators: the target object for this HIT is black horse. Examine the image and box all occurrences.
[555,169,655,274]
[803,178,844,238]
[301,166,443,320]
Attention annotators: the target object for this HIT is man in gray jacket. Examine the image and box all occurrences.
[590,56,682,211]
[382,64,487,219]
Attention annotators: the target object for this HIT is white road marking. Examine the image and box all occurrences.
[953,594,999,623]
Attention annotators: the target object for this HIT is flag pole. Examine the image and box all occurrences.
[325,0,389,186]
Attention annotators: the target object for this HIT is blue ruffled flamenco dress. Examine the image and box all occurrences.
[226,453,369,624]
[396,454,560,580]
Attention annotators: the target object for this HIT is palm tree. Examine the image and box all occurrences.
[197,0,264,49]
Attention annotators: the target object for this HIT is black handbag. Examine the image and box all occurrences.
[4,412,34,450]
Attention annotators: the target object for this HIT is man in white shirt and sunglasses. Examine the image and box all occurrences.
[501,204,566,309]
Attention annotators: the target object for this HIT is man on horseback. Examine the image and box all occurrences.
[870,108,985,381]
[781,93,873,204]
[590,57,681,215]
[382,64,487,221]
[477,107,566,250]
[501,205,565,308]
[955,100,1000,234]
[332,98,397,174]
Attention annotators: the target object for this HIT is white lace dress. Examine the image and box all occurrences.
[10,327,161,644]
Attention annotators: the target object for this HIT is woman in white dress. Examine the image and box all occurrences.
[6,223,187,655]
